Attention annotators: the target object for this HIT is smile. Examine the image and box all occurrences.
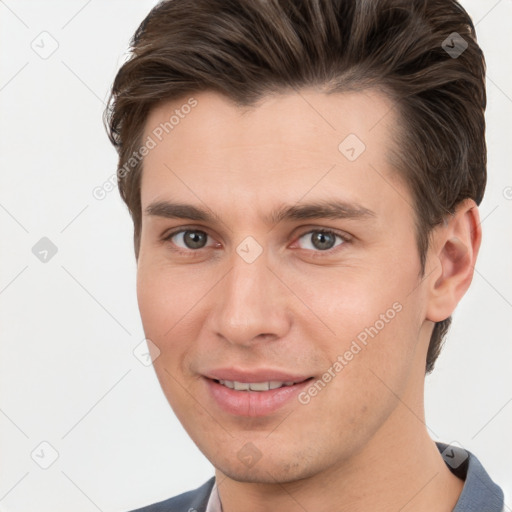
[204,373,314,417]
[216,380,301,391]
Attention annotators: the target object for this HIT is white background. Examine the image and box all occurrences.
[0,1,510,511]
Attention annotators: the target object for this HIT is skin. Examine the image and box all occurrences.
[136,89,481,512]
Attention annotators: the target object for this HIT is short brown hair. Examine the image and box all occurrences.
[105,0,486,373]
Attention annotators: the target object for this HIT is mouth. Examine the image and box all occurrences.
[215,379,310,391]
[203,371,314,417]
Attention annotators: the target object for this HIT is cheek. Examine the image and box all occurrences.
[136,261,206,339]
[136,266,170,340]
[300,264,421,380]
[136,262,216,389]
[330,294,422,418]
[136,265,199,402]
[295,267,402,337]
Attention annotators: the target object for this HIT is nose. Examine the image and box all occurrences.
[207,251,292,347]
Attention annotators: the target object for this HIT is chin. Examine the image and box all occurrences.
[219,464,310,485]
[210,447,324,485]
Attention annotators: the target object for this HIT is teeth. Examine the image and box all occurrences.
[218,380,297,391]
[247,382,270,391]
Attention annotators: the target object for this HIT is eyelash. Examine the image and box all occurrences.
[162,227,351,258]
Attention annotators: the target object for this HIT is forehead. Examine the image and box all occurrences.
[143,87,396,157]
[139,88,407,220]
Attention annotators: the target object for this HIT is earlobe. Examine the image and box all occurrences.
[426,199,482,322]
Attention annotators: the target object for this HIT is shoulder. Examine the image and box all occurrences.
[128,477,215,512]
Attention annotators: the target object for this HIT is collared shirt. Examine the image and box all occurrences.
[205,482,221,512]
[204,442,504,512]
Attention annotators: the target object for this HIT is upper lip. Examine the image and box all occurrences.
[204,368,312,383]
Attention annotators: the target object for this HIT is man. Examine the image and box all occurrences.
[105,0,505,510]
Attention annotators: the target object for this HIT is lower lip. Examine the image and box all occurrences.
[205,378,312,417]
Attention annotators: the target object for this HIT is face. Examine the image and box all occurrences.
[136,89,432,483]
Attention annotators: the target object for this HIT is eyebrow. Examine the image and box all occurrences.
[145,199,375,225]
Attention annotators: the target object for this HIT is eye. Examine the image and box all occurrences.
[165,229,214,251]
[296,229,347,252]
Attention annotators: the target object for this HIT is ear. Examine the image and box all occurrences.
[425,199,482,322]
